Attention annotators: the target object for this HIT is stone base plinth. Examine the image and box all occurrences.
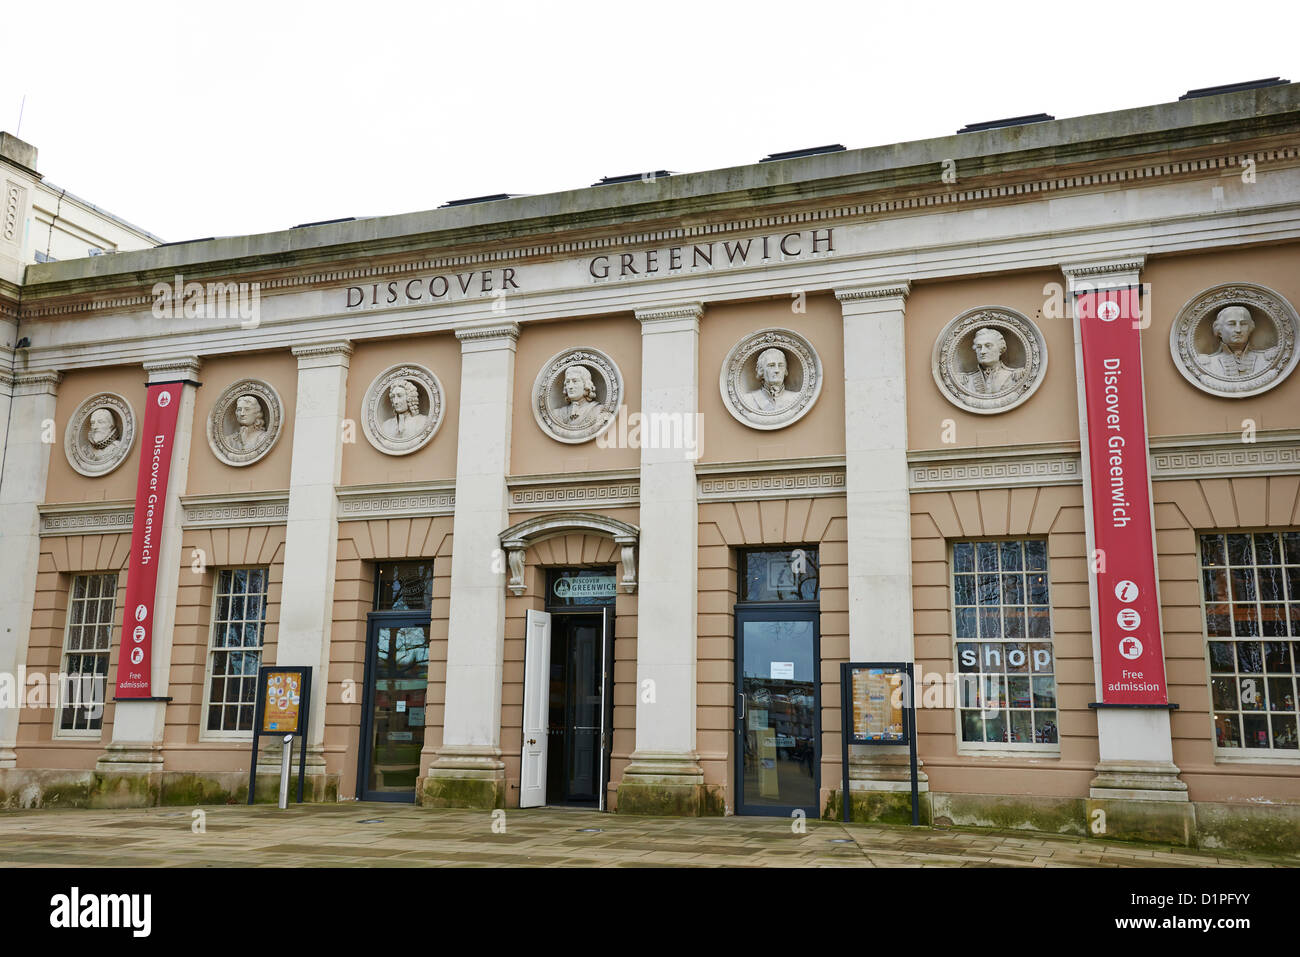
[421,746,506,809]
[1085,797,1197,846]
[616,750,720,816]
[931,792,1087,835]
[825,785,932,826]
[823,746,930,823]
[1086,760,1194,846]
[0,767,338,809]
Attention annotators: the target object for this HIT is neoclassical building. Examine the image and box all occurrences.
[2,82,1299,850]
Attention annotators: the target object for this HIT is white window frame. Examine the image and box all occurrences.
[199,566,269,743]
[52,572,118,740]
[1197,529,1300,764]
[950,537,1061,756]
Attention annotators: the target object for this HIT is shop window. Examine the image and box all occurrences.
[739,548,819,602]
[951,540,1058,748]
[1199,532,1300,753]
[56,573,117,735]
[203,568,269,735]
[374,561,433,612]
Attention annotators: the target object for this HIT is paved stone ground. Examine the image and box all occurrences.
[0,803,1293,867]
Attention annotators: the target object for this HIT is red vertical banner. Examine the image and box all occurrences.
[114,382,184,699]
[1076,286,1168,704]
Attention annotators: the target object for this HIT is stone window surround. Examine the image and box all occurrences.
[1195,528,1300,762]
[199,566,272,742]
[52,571,119,741]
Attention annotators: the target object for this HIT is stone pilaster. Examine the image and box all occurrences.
[424,322,519,809]
[834,283,929,821]
[0,369,61,767]
[272,341,352,785]
[618,303,708,815]
[98,356,201,778]
[1062,257,1192,845]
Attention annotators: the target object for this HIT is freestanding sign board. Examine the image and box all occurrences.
[248,666,312,805]
[1075,286,1169,705]
[113,381,184,699]
[840,662,918,825]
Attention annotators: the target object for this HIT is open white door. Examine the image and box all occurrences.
[519,609,552,808]
[598,605,614,811]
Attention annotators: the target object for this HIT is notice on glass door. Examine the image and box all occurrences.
[770,661,794,679]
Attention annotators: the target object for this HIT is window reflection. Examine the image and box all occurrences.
[376,561,434,611]
[951,539,1058,745]
[1199,532,1300,750]
[741,549,819,602]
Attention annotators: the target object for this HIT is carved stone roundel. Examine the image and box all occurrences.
[532,347,623,444]
[361,363,445,456]
[720,327,823,430]
[1168,282,1299,398]
[207,379,283,467]
[65,392,135,477]
[932,306,1048,415]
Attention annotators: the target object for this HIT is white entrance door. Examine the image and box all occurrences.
[519,609,552,808]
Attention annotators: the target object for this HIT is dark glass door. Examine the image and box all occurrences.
[547,613,603,804]
[735,605,820,816]
[359,614,429,802]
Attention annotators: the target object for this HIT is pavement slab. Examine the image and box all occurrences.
[0,804,1294,867]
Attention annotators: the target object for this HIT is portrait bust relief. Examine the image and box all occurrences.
[720,328,822,430]
[207,379,283,466]
[361,364,444,455]
[932,307,1047,414]
[532,347,622,444]
[1170,283,1299,398]
[65,392,135,477]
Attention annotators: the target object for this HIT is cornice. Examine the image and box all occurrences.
[635,302,704,325]
[835,282,911,303]
[1148,430,1300,481]
[507,470,640,512]
[18,139,1299,321]
[336,481,457,520]
[290,340,353,360]
[454,322,519,343]
[142,355,202,381]
[906,432,1300,490]
[40,501,135,537]
[908,444,1083,492]
[181,491,290,528]
[1060,256,1147,280]
[9,369,62,395]
[697,459,846,502]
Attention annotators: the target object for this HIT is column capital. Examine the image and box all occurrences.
[1060,256,1146,289]
[835,281,911,305]
[455,321,520,351]
[291,339,352,368]
[635,302,702,333]
[143,355,202,383]
[5,369,62,396]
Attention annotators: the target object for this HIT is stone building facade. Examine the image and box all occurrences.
[2,84,1299,851]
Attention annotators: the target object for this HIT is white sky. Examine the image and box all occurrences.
[4,0,1298,243]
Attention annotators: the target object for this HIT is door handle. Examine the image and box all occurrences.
[738,693,745,721]
[527,738,536,745]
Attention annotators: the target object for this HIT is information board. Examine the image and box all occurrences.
[840,661,919,825]
[849,666,908,744]
[248,665,313,805]
[260,670,305,734]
